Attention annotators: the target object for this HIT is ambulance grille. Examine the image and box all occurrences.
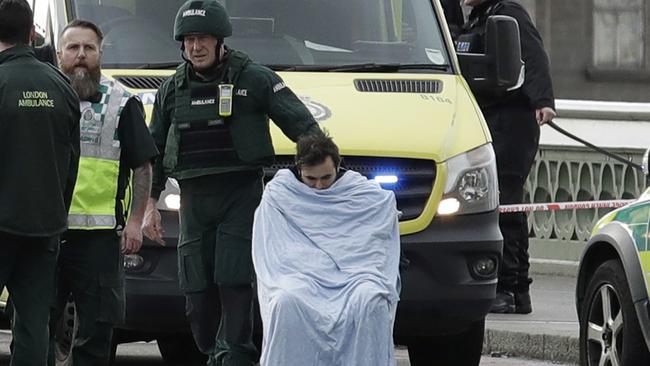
[115,76,168,90]
[265,156,436,221]
[354,79,442,93]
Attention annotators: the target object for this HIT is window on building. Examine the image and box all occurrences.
[593,0,645,69]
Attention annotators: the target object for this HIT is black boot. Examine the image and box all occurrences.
[515,291,532,314]
[514,277,533,314]
[490,291,515,313]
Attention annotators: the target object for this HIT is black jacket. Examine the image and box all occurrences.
[440,0,465,38]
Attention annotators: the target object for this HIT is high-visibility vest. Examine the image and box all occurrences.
[68,76,131,230]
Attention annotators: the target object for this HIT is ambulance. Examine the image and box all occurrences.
[29,0,522,364]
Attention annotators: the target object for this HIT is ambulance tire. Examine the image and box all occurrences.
[54,297,77,366]
[407,318,484,366]
[53,298,119,365]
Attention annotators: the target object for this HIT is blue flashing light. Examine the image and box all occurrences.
[374,175,399,184]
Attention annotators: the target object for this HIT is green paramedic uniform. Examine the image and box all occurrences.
[0,45,80,366]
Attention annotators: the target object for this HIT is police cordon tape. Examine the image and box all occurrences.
[499,199,636,213]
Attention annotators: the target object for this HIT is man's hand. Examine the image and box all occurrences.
[143,198,166,245]
[121,219,143,254]
[536,107,556,126]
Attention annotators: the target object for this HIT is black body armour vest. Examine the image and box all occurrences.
[172,52,249,170]
[456,2,503,53]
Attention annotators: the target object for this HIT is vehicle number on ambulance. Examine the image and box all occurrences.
[420,95,452,104]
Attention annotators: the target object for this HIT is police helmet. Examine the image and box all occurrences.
[174,0,232,41]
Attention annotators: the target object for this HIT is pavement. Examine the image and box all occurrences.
[483,270,579,365]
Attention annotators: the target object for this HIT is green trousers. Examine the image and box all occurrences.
[178,171,263,366]
[48,230,125,366]
[0,231,59,366]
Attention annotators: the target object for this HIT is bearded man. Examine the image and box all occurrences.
[47,20,158,366]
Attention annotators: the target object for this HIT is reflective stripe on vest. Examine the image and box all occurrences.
[68,76,131,230]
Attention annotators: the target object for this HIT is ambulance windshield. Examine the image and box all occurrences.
[70,0,450,71]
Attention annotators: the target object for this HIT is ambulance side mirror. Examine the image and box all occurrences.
[457,15,524,94]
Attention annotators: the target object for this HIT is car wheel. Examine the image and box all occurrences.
[157,335,207,364]
[407,318,484,366]
[580,259,650,366]
[53,296,77,366]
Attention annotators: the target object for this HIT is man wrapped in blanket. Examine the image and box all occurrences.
[252,133,401,366]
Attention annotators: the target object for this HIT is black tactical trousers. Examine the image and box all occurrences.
[0,231,59,366]
[497,174,532,293]
[48,230,125,366]
[483,103,540,294]
[178,171,263,366]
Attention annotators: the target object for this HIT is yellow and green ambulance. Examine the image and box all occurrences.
[30,0,523,364]
[576,149,650,365]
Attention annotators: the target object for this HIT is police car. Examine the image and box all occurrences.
[576,148,650,365]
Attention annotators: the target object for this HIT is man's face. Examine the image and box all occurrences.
[299,156,338,190]
[464,0,486,6]
[57,27,101,100]
[183,33,221,71]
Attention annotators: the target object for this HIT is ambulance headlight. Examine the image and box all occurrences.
[437,144,498,216]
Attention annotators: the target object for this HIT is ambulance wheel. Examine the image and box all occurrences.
[54,297,77,366]
[407,318,484,366]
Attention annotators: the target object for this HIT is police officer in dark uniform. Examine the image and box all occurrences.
[0,0,80,364]
[142,1,321,364]
[440,0,465,39]
[457,0,556,314]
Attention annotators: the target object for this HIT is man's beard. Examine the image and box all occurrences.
[63,65,101,101]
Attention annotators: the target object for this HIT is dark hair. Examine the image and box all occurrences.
[295,132,341,168]
[0,0,33,45]
[60,19,104,45]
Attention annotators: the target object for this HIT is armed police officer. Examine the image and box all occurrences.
[142,1,322,365]
[47,20,158,366]
[458,0,556,314]
[440,0,465,39]
[0,0,80,364]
